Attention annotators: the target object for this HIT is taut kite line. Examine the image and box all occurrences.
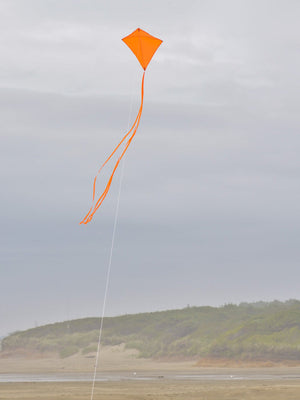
[80,28,162,224]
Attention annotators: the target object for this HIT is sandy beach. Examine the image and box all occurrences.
[2,378,300,400]
[1,346,300,399]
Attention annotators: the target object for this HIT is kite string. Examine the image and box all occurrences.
[90,164,123,400]
[90,72,143,400]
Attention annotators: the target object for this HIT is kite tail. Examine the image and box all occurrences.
[80,71,145,224]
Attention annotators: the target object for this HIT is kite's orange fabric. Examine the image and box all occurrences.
[122,28,163,70]
[80,29,162,224]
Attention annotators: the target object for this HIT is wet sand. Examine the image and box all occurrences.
[2,379,300,400]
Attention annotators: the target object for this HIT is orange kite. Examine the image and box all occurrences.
[80,28,162,224]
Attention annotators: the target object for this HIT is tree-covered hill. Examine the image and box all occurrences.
[2,300,300,361]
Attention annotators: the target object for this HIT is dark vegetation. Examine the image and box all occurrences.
[2,300,300,361]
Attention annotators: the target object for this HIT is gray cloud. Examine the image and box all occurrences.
[1,0,300,336]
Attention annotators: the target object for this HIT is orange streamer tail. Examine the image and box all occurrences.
[80,71,145,224]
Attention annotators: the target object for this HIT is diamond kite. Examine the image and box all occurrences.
[80,28,162,224]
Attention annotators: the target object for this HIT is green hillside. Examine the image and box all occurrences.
[2,300,300,361]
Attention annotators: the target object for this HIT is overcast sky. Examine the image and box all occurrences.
[1,0,300,337]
